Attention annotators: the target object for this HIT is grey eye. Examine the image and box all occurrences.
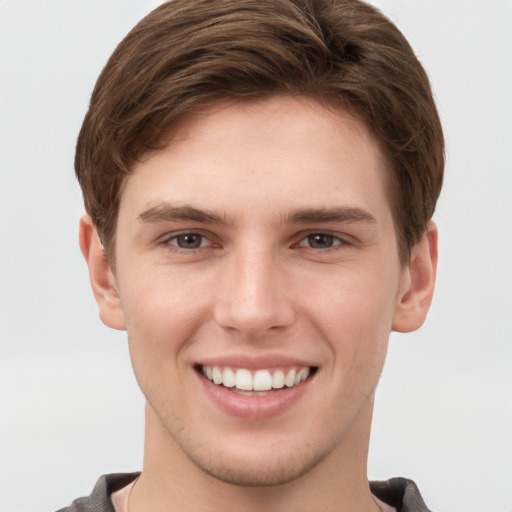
[307,233,335,248]
[174,233,203,249]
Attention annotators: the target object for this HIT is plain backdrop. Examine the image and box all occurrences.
[1,1,511,511]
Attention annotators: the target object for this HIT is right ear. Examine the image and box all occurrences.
[79,215,126,330]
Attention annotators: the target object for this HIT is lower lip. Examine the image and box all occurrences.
[198,372,312,420]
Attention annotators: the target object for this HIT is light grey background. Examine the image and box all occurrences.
[1,1,511,511]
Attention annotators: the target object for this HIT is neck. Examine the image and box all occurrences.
[130,401,381,512]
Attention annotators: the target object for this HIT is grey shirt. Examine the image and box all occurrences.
[57,473,432,512]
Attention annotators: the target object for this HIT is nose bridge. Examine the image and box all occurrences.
[214,240,294,336]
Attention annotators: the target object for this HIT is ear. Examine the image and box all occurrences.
[79,215,126,330]
[392,221,438,333]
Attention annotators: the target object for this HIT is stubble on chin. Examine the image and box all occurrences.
[173,429,343,488]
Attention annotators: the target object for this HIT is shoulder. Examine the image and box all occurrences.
[56,473,140,512]
[370,477,432,512]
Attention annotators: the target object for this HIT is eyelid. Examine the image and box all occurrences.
[170,234,211,248]
[294,231,352,248]
[160,230,218,250]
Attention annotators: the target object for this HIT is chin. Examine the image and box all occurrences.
[181,434,336,488]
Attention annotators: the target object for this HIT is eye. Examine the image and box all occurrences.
[168,232,210,250]
[298,233,343,249]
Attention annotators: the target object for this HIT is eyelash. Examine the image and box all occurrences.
[164,232,215,251]
[295,232,347,250]
[161,231,350,253]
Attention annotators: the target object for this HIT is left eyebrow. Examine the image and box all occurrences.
[285,207,376,225]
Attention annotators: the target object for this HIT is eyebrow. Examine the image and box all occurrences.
[137,203,376,226]
[138,204,229,224]
[285,207,376,225]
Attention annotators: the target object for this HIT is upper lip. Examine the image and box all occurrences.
[196,353,318,371]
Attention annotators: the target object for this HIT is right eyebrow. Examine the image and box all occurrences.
[137,203,229,225]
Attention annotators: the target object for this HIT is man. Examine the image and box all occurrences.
[60,0,443,510]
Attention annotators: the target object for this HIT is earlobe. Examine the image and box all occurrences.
[79,215,126,331]
[392,221,438,333]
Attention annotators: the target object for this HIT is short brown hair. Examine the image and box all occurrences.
[75,0,444,263]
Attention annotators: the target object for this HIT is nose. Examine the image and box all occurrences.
[214,245,295,338]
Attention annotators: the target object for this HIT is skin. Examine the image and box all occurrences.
[80,96,437,512]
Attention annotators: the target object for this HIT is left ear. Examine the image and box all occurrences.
[392,221,438,333]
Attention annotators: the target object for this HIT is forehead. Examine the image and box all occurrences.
[120,96,392,226]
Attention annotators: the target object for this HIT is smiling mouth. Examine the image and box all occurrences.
[198,365,317,395]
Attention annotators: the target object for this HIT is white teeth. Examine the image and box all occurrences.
[202,365,312,391]
[284,369,296,387]
[295,367,310,384]
[272,370,285,389]
[235,369,253,391]
[212,366,223,385]
[253,370,272,391]
[222,368,235,388]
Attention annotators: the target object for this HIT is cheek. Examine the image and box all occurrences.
[122,279,206,416]
[119,268,213,364]
[306,265,399,332]
[303,266,399,378]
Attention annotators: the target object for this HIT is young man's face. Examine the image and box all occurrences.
[87,96,432,486]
